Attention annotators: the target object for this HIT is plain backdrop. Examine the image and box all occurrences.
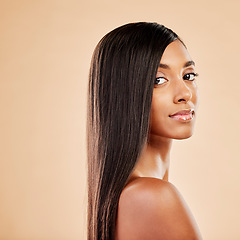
[1,0,240,239]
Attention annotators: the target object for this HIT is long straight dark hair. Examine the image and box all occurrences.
[87,22,180,240]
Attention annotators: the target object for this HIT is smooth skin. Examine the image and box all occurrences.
[115,40,202,240]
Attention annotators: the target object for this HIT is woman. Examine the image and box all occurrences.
[87,22,202,240]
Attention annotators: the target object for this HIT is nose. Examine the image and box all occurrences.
[173,80,192,104]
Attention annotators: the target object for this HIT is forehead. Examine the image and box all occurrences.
[159,39,193,67]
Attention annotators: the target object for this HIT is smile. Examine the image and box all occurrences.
[169,112,194,122]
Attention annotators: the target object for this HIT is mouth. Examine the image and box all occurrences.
[169,109,195,122]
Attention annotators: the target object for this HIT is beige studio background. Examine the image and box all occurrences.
[0,0,240,239]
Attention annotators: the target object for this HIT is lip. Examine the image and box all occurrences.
[169,108,194,117]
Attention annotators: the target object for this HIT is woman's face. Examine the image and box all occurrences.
[149,39,199,140]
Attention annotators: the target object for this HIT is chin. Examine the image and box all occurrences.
[174,135,193,140]
[172,130,194,140]
[149,123,196,141]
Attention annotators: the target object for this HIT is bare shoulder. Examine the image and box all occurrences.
[115,177,202,240]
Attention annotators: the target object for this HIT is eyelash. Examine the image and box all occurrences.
[155,73,199,85]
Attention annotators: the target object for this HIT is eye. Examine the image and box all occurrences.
[155,77,168,85]
[183,73,199,81]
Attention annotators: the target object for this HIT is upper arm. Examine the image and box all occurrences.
[115,178,202,240]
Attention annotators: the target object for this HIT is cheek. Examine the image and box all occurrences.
[149,92,170,132]
[148,85,199,138]
[190,84,199,109]
[151,93,166,117]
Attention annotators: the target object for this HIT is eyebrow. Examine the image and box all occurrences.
[158,60,195,69]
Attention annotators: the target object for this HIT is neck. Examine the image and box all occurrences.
[132,134,173,181]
